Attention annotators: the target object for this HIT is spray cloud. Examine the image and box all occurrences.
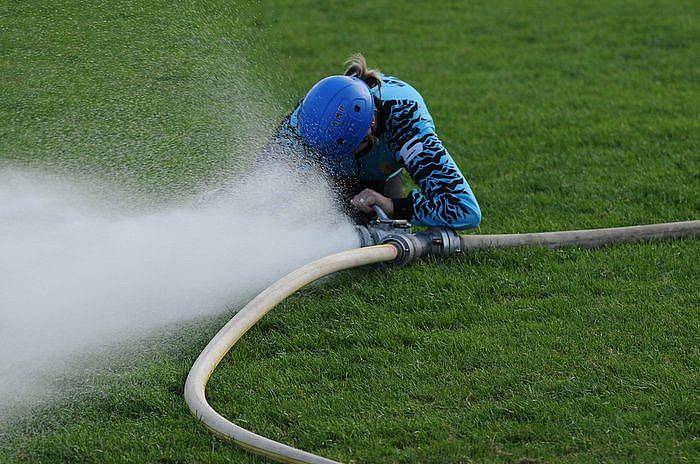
[0,1,359,419]
[0,166,358,415]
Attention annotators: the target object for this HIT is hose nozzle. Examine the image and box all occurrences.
[355,206,461,265]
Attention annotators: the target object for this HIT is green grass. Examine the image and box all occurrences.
[1,0,699,462]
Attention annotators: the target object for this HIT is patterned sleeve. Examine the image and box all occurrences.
[264,102,304,159]
[382,99,481,230]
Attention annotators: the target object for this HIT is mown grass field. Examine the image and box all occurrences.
[1,0,699,462]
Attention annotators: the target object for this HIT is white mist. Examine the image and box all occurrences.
[0,166,358,412]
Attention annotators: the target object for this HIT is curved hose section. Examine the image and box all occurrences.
[185,219,699,464]
[184,244,398,464]
[460,220,700,250]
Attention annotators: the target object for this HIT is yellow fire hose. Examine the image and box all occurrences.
[184,220,699,464]
[184,244,398,464]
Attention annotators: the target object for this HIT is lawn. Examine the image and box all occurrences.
[1,0,698,462]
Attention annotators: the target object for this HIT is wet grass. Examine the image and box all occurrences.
[1,0,699,462]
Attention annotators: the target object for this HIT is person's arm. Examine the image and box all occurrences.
[259,103,305,164]
[384,100,481,229]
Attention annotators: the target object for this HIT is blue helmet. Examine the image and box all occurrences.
[297,75,375,175]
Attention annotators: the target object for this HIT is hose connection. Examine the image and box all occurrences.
[355,206,461,265]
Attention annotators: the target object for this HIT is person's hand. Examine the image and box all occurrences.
[351,188,394,216]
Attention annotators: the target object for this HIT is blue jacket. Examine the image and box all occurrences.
[275,75,481,230]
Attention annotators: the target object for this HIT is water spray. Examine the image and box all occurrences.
[0,167,357,412]
[185,211,700,464]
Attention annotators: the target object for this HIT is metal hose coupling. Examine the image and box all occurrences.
[355,206,461,265]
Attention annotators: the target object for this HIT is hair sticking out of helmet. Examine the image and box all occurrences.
[344,54,381,151]
[344,53,382,89]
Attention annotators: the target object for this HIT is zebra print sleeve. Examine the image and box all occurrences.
[266,104,304,157]
[382,99,481,230]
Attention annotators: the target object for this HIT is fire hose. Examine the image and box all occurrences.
[185,208,699,463]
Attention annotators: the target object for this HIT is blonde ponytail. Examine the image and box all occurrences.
[344,53,382,89]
